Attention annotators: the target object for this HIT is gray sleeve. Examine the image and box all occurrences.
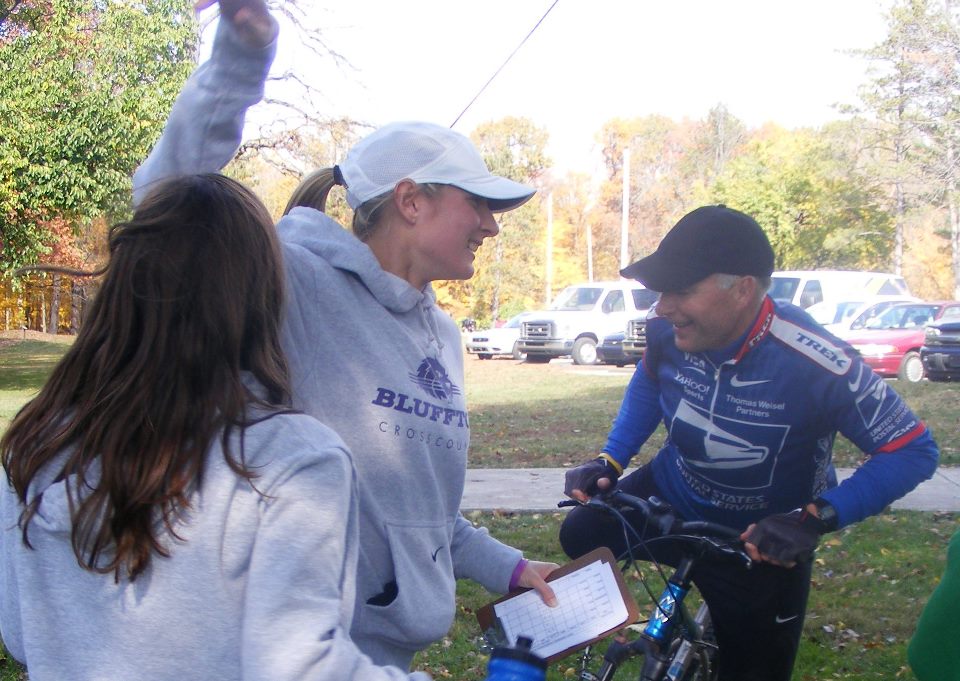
[131,16,278,206]
[0,487,25,664]
[450,513,523,594]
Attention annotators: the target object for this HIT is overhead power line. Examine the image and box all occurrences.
[450,0,561,128]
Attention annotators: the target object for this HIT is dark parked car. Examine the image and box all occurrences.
[597,332,636,367]
[844,301,960,382]
[921,318,960,381]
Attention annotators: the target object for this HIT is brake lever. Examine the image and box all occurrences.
[711,538,753,569]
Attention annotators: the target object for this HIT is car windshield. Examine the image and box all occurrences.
[866,305,938,330]
[768,277,800,302]
[850,300,906,330]
[807,301,865,325]
[632,289,660,310]
[551,287,603,311]
[941,307,960,322]
[504,314,525,329]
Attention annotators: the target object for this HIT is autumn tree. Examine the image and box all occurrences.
[710,126,894,270]
[853,0,960,295]
[548,172,597,286]
[684,103,748,196]
[593,110,745,274]
[0,0,198,276]
[910,0,960,298]
[852,0,941,276]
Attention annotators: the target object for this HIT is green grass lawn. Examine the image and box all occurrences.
[0,340,956,680]
[415,509,955,681]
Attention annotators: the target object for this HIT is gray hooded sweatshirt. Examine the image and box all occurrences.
[131,16,522,671]
[0,409,428,680]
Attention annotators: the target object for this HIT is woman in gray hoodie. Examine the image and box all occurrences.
[0,174,426,680]
[132,0,559,673]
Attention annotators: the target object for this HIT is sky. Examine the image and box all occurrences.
[203,0,894,175]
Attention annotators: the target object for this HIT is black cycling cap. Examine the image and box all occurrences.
[620,205,775,293]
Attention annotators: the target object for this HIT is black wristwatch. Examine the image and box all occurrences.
[812,497,839,533]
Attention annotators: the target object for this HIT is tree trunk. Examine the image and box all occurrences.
[40,286,47,334]
[951,190,960,299]
[71,281,84,334]
[894,180,904,276]
[49,273,61,334]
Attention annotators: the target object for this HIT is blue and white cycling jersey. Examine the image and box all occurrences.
[603,297,938,530]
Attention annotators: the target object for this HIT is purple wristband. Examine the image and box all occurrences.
[509,559,529,591]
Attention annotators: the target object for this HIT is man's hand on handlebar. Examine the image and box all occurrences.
[564,457,621,502]
[741,504,828,568]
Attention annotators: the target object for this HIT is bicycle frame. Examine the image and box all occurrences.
[564,492,748,681]
[579,554,714,681]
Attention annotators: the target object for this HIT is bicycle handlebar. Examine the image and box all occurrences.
[560,489,752,568]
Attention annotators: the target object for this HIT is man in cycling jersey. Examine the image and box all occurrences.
[559,205,939,681]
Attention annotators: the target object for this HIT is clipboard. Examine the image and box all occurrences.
[477,546,640,663]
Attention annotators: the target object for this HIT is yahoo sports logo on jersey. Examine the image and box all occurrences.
[409,357,462,401]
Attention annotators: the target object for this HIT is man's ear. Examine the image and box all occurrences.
[735,275,758,302]
[392,180,421,224]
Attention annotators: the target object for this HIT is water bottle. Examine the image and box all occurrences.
[484,636,547,681]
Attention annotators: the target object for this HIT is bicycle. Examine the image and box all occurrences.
[556,490,752,681]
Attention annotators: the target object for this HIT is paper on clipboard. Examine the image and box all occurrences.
[493,558,628,660]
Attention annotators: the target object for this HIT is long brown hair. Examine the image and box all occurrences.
[1,173,289,581]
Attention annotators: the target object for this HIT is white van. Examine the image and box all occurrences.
[768,270,911,309]
[517,281,659,365]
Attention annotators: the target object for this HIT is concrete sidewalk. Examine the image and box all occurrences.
[461,466,960,513]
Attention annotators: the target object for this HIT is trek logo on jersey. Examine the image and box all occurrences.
[409,358,461,401]
[793,332,848,370]
[770,317,849,375]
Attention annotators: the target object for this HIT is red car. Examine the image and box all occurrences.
[843,301,960,382]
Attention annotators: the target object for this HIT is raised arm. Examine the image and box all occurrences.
[195,0,276,48]
[132,0,278,204]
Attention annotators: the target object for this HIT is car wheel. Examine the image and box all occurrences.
[524,355,551,364]
[927,373,952,382]
[898,351,924,382]
[478,353,492,360]
[511,341,526,361]
[572,337,598,365]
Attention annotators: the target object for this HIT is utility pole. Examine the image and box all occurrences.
[620,148,631,273]
[545,192,553,305]
[586,221,594,283]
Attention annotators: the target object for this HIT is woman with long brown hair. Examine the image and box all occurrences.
[0,174,430,680]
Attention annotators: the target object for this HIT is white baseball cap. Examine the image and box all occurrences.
[337,121,536,213]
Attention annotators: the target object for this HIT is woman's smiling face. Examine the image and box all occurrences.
[410,185,499,286]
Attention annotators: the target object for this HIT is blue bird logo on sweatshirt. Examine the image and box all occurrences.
[410,358,461,401]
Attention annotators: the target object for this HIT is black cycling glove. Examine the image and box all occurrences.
[745,507,831,564]
[564,457,621,498]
